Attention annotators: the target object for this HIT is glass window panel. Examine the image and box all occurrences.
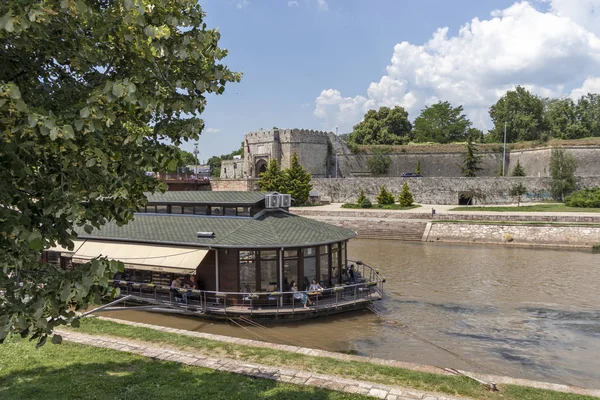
[239,251,256,292]
[261,250,278,260]
[237,207,250,217]
[145,205,156,213]
[171,205,182,214]
[341,241,347,269]
[331,245,340,285]
[260,259,278,292]
[183,206,194,214]
[194,206,207,215]
[224,207,236,216]
[284,249,297,258]
[46,251,60,265]
[283,259,297,292]
[302,256,316,290]
[156,205,167,213]
[303,247,316,257]
[319,245,329,254]
[319,254,330,287]
[211,207,223,216]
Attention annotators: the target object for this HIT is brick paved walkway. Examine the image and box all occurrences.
[59,329,470,400]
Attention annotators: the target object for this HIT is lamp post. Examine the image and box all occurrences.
[502,121,507,176]
[335,126,338,178]
[193,142,199,175]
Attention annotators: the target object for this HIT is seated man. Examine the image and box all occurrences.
[170,277,183,301]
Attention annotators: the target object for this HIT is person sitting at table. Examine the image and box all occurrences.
[309,279,323,291]
[290,280,312,309]
[170,277,183,301]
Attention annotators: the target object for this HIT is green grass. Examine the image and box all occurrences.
[58,318,596,400]
[341,203,421,210]
[0,338,368,400]
[450,204,600,213]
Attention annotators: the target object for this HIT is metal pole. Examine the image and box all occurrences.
[215,249,219,292]
[502,121,507,176]
[279,247,284,308]
[78,295,133,317]
[335,126,338,178]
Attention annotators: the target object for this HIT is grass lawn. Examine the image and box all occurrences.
[341,203,421,210]
[58,318,597,400]
[0,338,368,400]
[450,204,600,213]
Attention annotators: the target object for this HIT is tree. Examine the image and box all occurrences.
[367,148,391,176]
[376,185,395,205]
[258,159,285,192]
[577,93,600,137]
[415,160,422,175]
[550,149,578,201]
[545,98,587,139]
[0,0,240,346]
[356,189,367,205]
[460,136,482,177]
[509,183,527,206]
[207,156,223,177]
[511,160,526,176]
[348,106,412,145]
[489,86,546,142]
[413,101,471,143]
[398,182,414,207]
[283,153,312,206]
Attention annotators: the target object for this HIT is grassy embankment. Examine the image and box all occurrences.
[341,204,421,210]
[0,336,368,400]
[450,204,600,213]
[41,318,598,400]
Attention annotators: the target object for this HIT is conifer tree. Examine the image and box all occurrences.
[415,160,422,175]
[258,159,285,192]
[283,152,313,206]
[356,189,367,205]
[511,160,526,176]
[460,136,482,177]
[398,182,414,207]
[376,185,395,205]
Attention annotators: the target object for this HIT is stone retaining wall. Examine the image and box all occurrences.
[210,179,258,191]
[427,222,600,246]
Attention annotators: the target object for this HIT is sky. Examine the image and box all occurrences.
[188,0,600,161]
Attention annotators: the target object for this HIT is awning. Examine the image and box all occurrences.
[46,240,85,257]
[72,241,209,275]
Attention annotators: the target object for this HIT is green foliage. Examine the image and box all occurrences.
[347,141,361,153]
[413,101,471,143]
[565,187,600,208]
[469,127,485,143]
[367,148,391,176]
[577,93,600,137]
[398,182,414,207]
[460,136,482,177]
[550,149,578,201]
[257,159,285,192]
[509,183,527,206]
[0,0,239,346]
[206,142,244,176]
[283,153,313,206]
[497,162,504,177]
[415,160,421,175]
[360,197,373,208]
[545,98,587,139]
[356,189,367,205]
[348,106,412,145]
[593,243,600,253]
[511,160,526,176]
[376,185,395,205]
[489,86,546,142]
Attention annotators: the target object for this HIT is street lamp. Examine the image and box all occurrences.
[502,121,507,176]
[335,126,338,179]
[193,142,200,175]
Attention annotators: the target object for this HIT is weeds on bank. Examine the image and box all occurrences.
[60,318,597,400]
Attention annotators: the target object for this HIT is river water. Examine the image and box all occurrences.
[99,239,600,389]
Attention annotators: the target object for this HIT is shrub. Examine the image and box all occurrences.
[356,189,367,205]
[376,185,395,205]
[564,187,600,208]
[593,243,600,253]
[511,160,526,176]
[415,160,421,175]
[360,197,372,208]
[398,182,414,207]
[367,148,391,175]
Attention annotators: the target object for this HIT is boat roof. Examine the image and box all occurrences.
[76,210,356,249]
[145,191,266,205]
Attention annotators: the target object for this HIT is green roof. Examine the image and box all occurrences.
[76,211,356,248]
[145,191,266,205]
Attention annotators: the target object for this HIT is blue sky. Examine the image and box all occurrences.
[188,0,600,160]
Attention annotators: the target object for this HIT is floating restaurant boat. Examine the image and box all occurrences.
[44,191,384,322]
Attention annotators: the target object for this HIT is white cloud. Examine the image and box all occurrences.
[236,0,248,9]
[317,0,328,11]
[570,77,600,98]
[315,1,600,132]
[205,128,221,134]
[288,1,299,6]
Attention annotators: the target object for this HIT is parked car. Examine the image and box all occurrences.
[401,172,423,177]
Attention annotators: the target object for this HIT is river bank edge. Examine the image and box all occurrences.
[60,316,600,399]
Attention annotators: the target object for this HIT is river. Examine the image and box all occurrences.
[99,239,600,389]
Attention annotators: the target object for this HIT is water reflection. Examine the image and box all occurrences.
[99,239,600,389]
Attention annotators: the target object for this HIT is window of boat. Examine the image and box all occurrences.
[211,206,223,216]
[156,204,168,213]
[341,241,347,269]
[260,250,278,292]
[319,245,330,287]
[283,250,297,292]
[224,207,237,216]
[171,205,183,214]
[194,206,207,215]
[239,251,256,293]
[302,247,316,290]
[331,243,339,285]
[46,251,60,265]
[145,205,156,213]
[236,207,250,217]
[183,206,195,214]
